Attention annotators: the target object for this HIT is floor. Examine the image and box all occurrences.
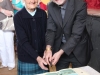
[0,54,17,75]
[0,66,17,75]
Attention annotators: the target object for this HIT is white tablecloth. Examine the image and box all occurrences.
[80,66,100,75]
[37,66,100,75]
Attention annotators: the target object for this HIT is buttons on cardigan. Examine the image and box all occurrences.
[35,50,38,52]
[32,19,35,21]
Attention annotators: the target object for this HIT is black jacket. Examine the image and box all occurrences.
[14,7,47,63]
[46,0,90,65]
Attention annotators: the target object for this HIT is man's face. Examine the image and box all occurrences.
[24,0,38,10]
[52,0,66,5]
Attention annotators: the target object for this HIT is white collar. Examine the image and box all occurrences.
[25,6,37,16]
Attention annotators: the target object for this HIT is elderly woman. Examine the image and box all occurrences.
[14,0,48,75]
[0,0,15,70]
[85,0,100,72]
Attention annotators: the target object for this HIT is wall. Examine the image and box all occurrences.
[41,0,50,5]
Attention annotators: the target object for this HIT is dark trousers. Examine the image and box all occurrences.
[56,52,82,71]
[56,43,82,71]
[86,15,100,72]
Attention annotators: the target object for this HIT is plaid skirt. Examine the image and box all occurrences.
[18,60,48,75]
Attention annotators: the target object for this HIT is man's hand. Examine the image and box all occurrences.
[36,56,48,70]
[43,45,52,65]
[52,49,64,65]
[43,50,52,65]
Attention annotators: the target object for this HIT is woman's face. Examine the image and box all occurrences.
[24,0,38,11]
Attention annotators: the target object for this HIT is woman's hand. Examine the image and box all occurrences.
[4,10,13,16]
[37,56,48,70]
[43,50,52,65]
[1,8,13,16]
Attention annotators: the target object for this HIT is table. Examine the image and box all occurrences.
[37,66,100,75]
[80,66,100,75]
